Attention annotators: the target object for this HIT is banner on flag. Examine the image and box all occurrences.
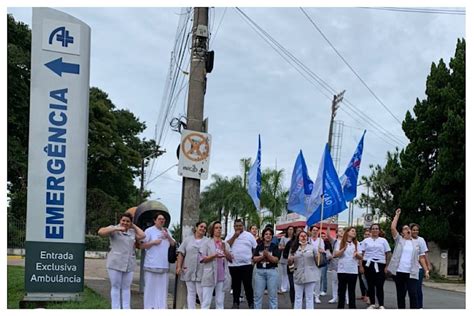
[306,143,347,226]
[288,150,313,215]
[340,130,366,202]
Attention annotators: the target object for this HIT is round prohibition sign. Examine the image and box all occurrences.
[182,133,210,162]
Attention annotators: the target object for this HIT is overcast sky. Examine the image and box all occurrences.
[6,4,466,228]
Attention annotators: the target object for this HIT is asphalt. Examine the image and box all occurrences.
[8,256,466,309]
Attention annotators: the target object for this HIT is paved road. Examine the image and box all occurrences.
[8,257,465,309]
[81,259,465,309]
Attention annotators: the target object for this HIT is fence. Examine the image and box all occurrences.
[8,217,25,249]
[7,217,110,252]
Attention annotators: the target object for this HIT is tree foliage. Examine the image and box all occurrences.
[7,14,32,223]
[7,14,157,234]
[200,158,288,235]
[358,39,465,249]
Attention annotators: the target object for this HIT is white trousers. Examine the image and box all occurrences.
[201,281,225,309]
[107,269,134,309]
[279,263,289,292]
[144,271,169,309]
[185,281,203,309]
[331,270,339,299]
[313,266,322,298]
[294,282,315,309]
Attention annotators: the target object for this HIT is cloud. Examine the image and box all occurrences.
[7,6,465,225]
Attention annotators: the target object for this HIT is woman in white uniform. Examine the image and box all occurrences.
[387,208,430,309]
[200,221,233,309]
[98,213,145,309]
[288,230,319,309]
[176,221,208,308]
[333,227,363,309]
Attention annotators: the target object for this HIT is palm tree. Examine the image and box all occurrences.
[199,160,289,235]
[260,168,289,226]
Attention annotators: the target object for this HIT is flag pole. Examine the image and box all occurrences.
[317,194,325,265]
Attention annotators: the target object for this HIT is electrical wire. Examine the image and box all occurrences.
[235,7,407,148]
[210,7,228,47]
[147,164,179,185]
[300,7,403,125]
[359,7,465,15]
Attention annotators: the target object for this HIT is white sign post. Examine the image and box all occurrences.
[178,130,211,180]
[24,8,90,301]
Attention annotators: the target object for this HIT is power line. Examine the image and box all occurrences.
[235,7,407,148]
[300,7,403,126]
[210,7,228,47]
[147,164,179,185]
[359,7,465,15]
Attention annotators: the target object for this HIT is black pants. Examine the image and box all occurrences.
[229,264,254,306]
[358,272,367,296]
[287,266,295,306]
[363,261,386,306]
[394,272,418,309]
[337,273,357,309]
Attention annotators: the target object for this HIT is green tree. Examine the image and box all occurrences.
[169,223,182,242]
[7,14,31,223]
[260,168,289,225]
[358,39,465,249]
[7,15,158,234]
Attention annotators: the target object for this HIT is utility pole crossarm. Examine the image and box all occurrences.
[327,90,345,154]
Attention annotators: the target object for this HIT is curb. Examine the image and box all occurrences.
[423,281,465,293]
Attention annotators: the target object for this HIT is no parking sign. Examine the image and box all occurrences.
[178,130,211,180]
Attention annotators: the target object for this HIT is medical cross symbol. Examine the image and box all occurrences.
[49,26,74,47]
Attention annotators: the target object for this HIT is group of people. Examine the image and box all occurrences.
[99,208,431,309]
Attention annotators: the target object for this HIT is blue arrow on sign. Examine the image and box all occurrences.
[45,57,80,77]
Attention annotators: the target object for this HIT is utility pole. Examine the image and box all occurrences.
[327,90,345,152]
[327,90,345,225]
[175,7,210,309]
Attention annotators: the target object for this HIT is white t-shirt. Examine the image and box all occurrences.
[360,237,391,263]
[143,226,173,269]
[225,230,257,266]
[335,241,360,274]
[308,237,325,251]
[397,239,414,273]
[413,236,428,269]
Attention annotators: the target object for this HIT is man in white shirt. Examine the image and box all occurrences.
[225,219,257,309]
[140,213,176,309]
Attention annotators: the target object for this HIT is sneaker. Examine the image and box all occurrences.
[232,303,239,309]
[367,305,377,309]
[328,298,337,304]
[320,291,327,297]
[378,306,385,309]
[315,297,321,304]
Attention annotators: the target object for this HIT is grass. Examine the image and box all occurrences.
[7,265,110,309]
[428,269,465,284]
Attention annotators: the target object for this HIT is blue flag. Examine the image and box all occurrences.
[340,130,366,202]
[306,143,347,226]
[247,135,261,210]
[288,150,314,215]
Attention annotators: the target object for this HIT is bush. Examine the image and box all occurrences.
[85,235,110,251]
